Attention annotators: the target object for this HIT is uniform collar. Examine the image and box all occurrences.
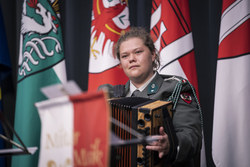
[125,72,162,96]
[127,72,156,96]
[131,72,156,89]
[146,72,163,95]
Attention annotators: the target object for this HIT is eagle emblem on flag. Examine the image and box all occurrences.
[89,0,130,73]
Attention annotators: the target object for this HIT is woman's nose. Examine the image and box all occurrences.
[128,53,136,62]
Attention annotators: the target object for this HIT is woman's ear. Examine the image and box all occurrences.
[152,52,156,62]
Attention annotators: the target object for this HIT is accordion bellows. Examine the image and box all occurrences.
[109,97,178,167]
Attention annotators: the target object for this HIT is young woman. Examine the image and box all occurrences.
[100,27,202,167]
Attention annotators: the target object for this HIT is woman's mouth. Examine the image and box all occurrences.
[129,65,139,69]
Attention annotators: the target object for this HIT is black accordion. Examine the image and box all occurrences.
[109,97,178,167]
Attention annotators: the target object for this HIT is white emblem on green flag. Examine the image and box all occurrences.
[12,0,66,166]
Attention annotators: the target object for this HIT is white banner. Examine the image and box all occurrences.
[36,96,74,167]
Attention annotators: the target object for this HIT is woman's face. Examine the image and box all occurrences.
[119,37,156,86]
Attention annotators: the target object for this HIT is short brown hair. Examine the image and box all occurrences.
[115,27,160,70]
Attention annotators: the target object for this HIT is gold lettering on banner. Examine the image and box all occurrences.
[74,132,80,146]
[47,158,72,167]
[74,138,104,167]
[45,128,72,149]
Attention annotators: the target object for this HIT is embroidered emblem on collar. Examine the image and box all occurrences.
[180,92,192,104]
[148,83,158,94]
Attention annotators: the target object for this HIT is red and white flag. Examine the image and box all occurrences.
[88,0,130,91]
[36,91,110,167]
[150,1,206,166]
[150,0,199,94]
[212,0,250,166]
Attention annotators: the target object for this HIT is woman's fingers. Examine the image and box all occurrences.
[146,126,170,158]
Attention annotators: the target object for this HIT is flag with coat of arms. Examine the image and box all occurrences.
[150,0,199,93]
[12,0,67,166]
[150,0,205,166]
[88,0,130,91]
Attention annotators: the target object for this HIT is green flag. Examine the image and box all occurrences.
[12,0,66,166]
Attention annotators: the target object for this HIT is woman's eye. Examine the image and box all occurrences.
[121,55,128,59]
[135,50,143,54]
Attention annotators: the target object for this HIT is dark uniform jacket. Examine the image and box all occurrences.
[99,72,202,167]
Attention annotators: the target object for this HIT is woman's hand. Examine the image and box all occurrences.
[146,126,170,158]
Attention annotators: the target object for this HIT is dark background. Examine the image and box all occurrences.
[0,0,222,166]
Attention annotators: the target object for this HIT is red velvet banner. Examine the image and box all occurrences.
[71,91,110,167]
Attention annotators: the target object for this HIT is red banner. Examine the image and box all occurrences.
[72,92,110,167]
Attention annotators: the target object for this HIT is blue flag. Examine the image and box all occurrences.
[0,6,11,81]
[0,5,11,166]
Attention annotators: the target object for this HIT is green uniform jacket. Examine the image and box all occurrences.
[99,72,202,167]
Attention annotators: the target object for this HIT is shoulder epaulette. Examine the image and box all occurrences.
[167,79,203,129]
[164,76,181,82]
